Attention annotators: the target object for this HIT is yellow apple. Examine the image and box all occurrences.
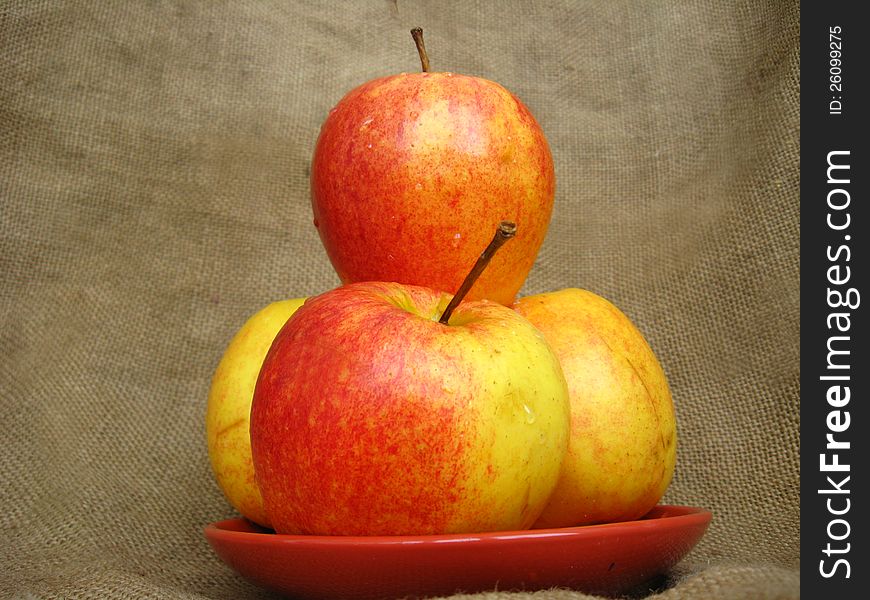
[206,298,305,527]
[514,288,677,527]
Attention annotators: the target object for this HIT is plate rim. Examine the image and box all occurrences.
[204,503,711,546]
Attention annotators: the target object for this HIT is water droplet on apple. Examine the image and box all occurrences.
[367,143,373,149]
[415,183,422,190]
[522,404,536,424]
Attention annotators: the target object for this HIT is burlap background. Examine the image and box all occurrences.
[1,1,799,598]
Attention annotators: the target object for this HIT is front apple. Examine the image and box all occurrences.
[310,41,554,305]
[250,282,570,535]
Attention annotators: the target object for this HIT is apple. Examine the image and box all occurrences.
[310,28,555,305]
[513,289,677,528]
[250,224,569,536]
[250,281,570,536]
[206,298,305,527]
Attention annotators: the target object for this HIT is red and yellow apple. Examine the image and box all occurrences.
[514,289,677,528]
[310,33,554,305]
[206,298,305,527]
[250,281,571,536]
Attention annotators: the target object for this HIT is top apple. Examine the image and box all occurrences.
[311,29,555,305]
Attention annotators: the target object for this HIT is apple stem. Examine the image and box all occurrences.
[438,221,517,325]
[411,27,430,73]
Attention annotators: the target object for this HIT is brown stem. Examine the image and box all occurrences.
[439,221,517,325]
[410,27,430,73]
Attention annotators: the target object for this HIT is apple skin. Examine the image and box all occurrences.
[311,72,555,306]
[206,298,305,527]
[513,289,677,528]
[250,281,570,536]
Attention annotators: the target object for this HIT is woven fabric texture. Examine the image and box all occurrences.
[1,1,799,598]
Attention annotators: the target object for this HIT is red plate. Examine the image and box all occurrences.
[204,504,710,599]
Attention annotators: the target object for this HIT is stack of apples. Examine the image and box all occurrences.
[206,29,676,536]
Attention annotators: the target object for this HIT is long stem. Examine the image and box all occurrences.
[410,27,430,73]
[439,221,517,325]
